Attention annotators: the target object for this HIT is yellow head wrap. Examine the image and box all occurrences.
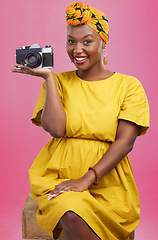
[66,2,109,44]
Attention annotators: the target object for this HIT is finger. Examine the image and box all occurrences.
[12,63,31,71]
[52,186,65,195]
[12,63,20,68]
[52,183,73,195]
[13,63,27,67]
[11,69,27,74]
[12,64,24,69]
[53,183,72,193]
[55,183,61,187]
[56,186,73,196]
[11,64,33,75]
[54,182,67,190]
[48,193,58,200]
[48,190,67,200]
[55,181,68,186]
[11,67,31,74]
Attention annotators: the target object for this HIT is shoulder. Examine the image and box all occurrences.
[116,72,140,84]
[115,72,145,91]
[54,70,75,81]
[42,71,75,92]
[115,73,148,106]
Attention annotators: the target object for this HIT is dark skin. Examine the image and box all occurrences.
[11,25,139,240]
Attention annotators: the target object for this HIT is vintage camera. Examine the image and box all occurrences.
[16,43,53,68]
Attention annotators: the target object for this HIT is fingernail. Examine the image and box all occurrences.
[48,194,56,200]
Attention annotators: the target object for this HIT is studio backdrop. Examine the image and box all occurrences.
[0,0,157,239]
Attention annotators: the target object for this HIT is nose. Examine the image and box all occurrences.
[73,43,83,54]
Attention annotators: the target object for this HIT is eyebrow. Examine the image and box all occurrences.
[67,34,93,39]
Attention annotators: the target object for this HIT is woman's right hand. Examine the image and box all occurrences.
[11,64,53,80]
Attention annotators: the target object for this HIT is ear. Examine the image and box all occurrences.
[102,41,106,49]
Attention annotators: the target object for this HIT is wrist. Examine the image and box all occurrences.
[88,167,99,185]
[44,70,54,81]
[81,170,97,188]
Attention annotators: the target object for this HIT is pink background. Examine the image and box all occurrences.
[0,0,157,239]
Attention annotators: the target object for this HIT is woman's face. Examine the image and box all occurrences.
[66,24,105,71]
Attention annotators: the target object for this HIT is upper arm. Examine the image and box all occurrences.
[118,77,149,136]
[116,119,140,149]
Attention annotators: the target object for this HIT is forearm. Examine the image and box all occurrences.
[41,73,66,137]
[83,120,139,187]
[82,139,134,187]
[93,138,133,179]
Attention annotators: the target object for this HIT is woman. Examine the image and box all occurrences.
[12,2,149,240]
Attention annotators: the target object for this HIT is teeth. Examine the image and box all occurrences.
[75,57,87,61]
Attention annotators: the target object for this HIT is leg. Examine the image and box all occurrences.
[59,211,100,240]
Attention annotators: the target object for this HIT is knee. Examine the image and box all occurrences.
[60,211,80,230]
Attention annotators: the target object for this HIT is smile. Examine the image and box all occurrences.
[74,56,88,64]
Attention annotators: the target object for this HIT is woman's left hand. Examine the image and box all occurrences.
[48,178,90,200]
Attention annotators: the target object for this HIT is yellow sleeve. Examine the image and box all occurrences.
[31,75,63,127]
[31,81,46,126]
[118,78,150,135]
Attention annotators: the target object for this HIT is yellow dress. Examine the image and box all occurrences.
[29,71,149,240]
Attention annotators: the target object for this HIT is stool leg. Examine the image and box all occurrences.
[129,231,135,240]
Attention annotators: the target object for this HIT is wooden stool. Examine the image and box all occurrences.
[22,193,64,239]
[22,193,135,240]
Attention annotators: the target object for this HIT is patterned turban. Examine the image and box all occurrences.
[66,2,109,44]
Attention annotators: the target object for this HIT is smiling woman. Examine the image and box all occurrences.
[66,25,105,74]
[11,2,149,240]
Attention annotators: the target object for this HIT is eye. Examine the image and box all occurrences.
[67,39,75,45]
[84,40,92,45]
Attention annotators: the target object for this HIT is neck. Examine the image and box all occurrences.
[77,64,107,82]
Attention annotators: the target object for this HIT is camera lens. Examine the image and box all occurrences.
[24,52,42,68]
[28,55,37,64]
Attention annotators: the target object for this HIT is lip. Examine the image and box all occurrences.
[73,56,88,64]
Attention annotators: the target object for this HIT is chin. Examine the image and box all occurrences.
[74,63,90,71]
